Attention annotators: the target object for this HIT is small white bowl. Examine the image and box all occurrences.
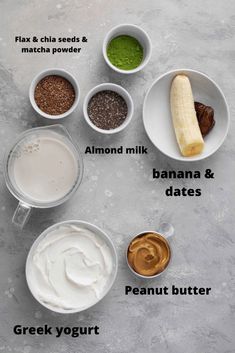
[26,220,118,314]
[83,83,134,134]
[103,24,152,74]
[29,68,80,119]
[143,69,230,162]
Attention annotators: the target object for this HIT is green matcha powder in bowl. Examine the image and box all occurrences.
[107,35,143,71]
[103,24,152,74]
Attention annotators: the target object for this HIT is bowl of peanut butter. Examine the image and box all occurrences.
[126,229,173,279]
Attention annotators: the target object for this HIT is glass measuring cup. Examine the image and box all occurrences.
[4,125,83,228]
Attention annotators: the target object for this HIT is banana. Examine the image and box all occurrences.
[170,74,204,157]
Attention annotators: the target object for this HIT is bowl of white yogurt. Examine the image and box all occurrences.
[26,220,118,313]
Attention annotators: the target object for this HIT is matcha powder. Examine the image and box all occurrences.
[107,35,144,70]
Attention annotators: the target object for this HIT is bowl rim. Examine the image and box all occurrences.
[103,23,152,74]
[29,68,80,119]
[143,68,230,162]
[25,220,118,314]
[83,82,134,134]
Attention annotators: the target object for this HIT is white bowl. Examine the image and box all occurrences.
[29,68,80,119]
[143,69,230,162]
[26,220,118,314]
[103,24,152,74]
[83,83,134,134]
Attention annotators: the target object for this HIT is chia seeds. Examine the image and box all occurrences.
[87,90,128,130]
[34,75,75,115]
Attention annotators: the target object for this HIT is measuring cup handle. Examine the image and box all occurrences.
[12,202,31,228]
[158,223,174,239]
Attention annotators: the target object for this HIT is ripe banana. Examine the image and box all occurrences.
[170,74,204,157]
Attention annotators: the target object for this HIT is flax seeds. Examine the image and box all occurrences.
[34,75,75,115]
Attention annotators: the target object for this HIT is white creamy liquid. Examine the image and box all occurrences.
[10,134,78,203]
[27,225,114,311]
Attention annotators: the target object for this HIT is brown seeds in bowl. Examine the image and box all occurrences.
[87,90,128,130]
[34,75,75,115]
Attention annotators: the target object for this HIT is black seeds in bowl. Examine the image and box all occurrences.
[87,90,128,130]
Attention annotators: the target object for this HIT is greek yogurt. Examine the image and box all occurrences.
[26,223,115,312]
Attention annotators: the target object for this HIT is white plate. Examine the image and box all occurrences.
[143,69,230,162]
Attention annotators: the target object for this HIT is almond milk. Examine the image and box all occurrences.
[9,132,79,203]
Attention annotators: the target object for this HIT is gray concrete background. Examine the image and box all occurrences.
[0,0,235,352]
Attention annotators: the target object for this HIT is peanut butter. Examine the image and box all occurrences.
[127,233,171,276]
